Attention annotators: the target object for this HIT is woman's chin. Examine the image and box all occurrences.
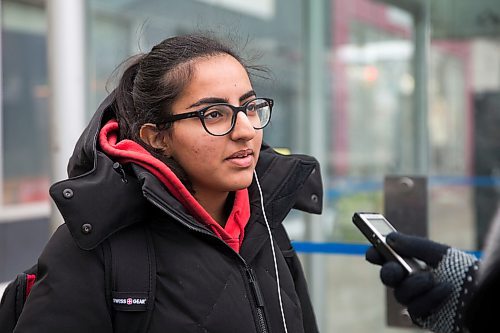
[226,175,254,191]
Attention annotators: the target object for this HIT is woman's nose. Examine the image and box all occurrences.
[230,111,256,140]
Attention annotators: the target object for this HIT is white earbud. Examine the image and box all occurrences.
[253,170,289,333]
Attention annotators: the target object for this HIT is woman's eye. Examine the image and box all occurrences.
[205,110,223,119]
[204,106,231,121]
[246,103,256,112]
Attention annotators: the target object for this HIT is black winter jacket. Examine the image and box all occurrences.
[464,206,500,332]
[13,93,323,333]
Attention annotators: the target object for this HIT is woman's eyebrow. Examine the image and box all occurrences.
[187,90,256,109]
[188,97,228,108]
[239,90,256,102]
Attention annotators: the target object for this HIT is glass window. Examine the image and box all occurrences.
[1,1,50,209]
[329,0,414,243]
[428,0,500,250]
[324,0,500,331]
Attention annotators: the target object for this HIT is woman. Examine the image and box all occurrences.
[12,34,322,333]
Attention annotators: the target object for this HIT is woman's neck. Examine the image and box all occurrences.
[194,190,233,227]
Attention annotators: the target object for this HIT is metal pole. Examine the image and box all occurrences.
[47,0,86,232]
[413,0,430,174]
[304,0,327,331]
[0,2,4,207]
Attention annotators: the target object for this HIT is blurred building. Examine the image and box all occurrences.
[1,0,500,332]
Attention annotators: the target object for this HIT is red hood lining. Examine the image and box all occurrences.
[98,119,250,252]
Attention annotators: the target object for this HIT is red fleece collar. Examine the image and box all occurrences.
[98,119,250,252]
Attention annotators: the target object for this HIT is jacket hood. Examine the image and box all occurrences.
[66,91,117,178]
[50,93,323,250]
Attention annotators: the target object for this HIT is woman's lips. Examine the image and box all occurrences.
[227,148,253,159]
[226,149,254,167]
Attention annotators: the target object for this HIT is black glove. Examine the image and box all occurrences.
[366,232,479,333]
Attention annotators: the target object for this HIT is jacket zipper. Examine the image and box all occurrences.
[246,267,269,333]
[143,190,270,333]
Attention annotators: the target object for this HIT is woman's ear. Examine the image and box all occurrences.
[139,123,172,155]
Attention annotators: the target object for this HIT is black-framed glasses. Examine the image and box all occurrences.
[156,97,274,136]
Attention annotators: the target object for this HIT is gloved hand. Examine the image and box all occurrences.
[366,232,479,333]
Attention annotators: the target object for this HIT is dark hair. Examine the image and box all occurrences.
[111,33,264,188]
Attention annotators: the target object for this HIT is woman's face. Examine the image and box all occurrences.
[166,54,263,197]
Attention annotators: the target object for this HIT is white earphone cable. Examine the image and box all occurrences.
[253,170,289,333]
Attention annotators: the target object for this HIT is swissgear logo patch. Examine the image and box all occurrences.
[111,292,148,312]
[112,297,147,305]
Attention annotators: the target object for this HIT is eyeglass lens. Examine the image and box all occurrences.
[202,98,271,135]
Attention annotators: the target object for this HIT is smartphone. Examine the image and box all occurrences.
[352,212,422,274]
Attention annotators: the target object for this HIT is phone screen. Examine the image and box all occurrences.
[367,218,394,236]
[353,212,423,274]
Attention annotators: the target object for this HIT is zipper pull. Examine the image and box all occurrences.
[246,267,265,307]
[113,162,128,183]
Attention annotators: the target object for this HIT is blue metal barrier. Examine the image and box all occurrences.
[292,241,482,258]
[327,176,500,200]
[292,241,369,255]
